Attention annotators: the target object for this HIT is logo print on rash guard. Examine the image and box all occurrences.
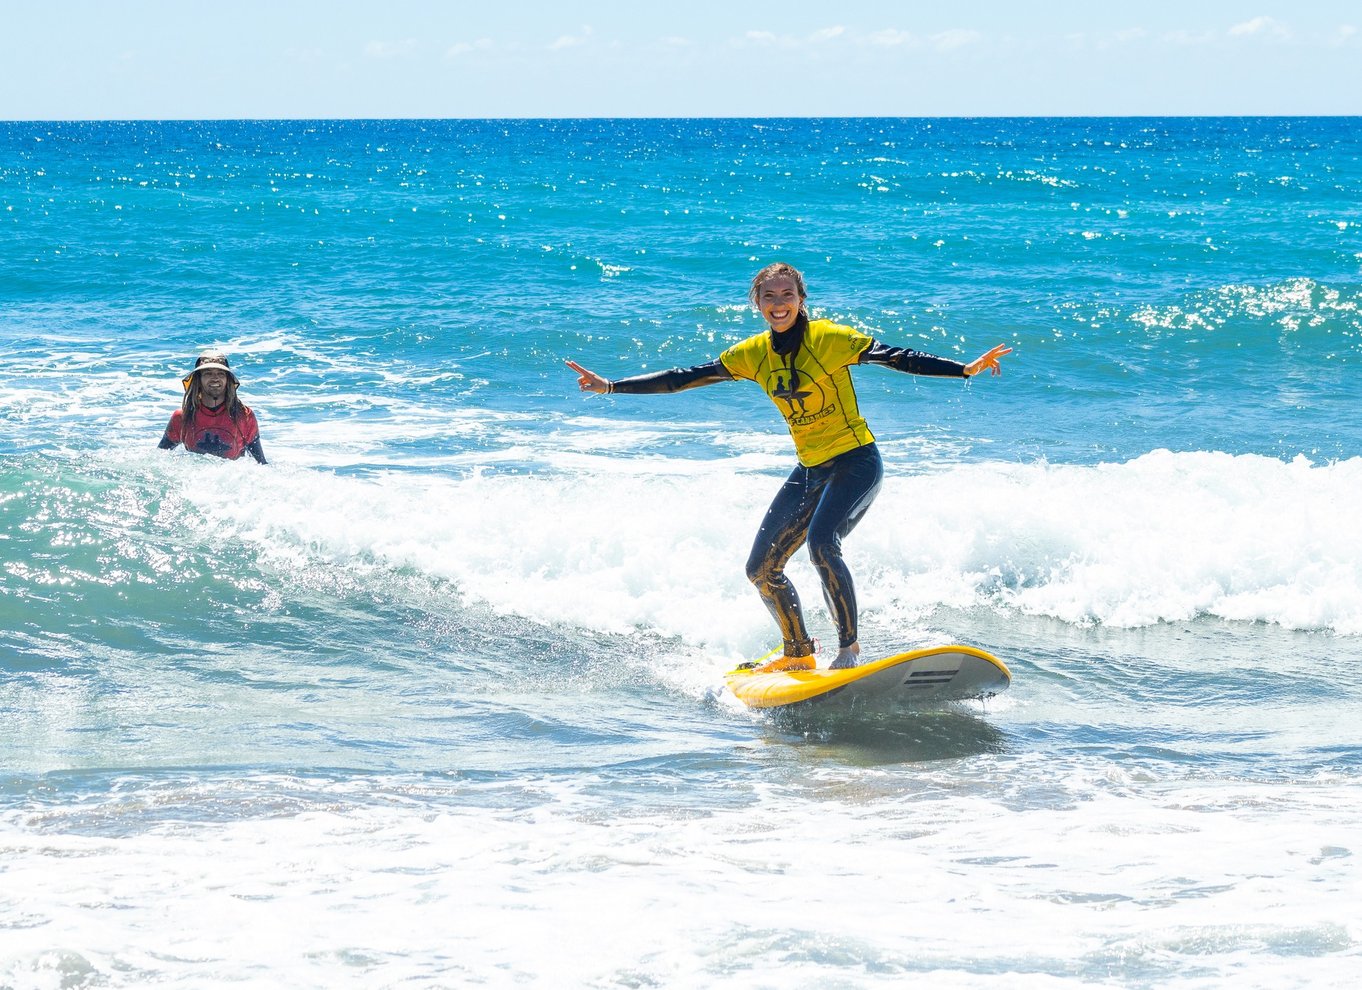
[720,320,874,467]
[770,371,811,417]
[193,431,233,457]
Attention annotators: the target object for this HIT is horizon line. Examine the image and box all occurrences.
[5,113,1361,124]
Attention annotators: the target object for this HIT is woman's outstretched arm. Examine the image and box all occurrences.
[566,359,733,395]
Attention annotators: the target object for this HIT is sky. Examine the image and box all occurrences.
[2,1,1360,119]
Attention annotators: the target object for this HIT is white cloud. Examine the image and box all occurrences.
[1063,27,1149,51]
[1162,29,1216,46]
[446,39,494,58]
[1229,16,1290,39]
[549,26,594,51]
[867,29,915,47]
[738,26,983,51]
[740,30,794,48]
[931,29,982,52]
[364,39,418,59]
[737,27,845,48]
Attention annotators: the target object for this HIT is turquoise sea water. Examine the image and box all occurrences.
[2,118,1361,987]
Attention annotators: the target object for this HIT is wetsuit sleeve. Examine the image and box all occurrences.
[241,409,266,464]
[609,359,734,394]
[158,411,183,450]
[859,340,968,378]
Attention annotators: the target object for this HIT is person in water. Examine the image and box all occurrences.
[158,352,267,464]
[566,262,1010,671]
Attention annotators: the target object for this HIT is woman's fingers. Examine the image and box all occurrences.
[565,359,606,393]
[967,344,1014,377]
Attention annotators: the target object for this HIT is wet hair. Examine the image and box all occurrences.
[748,262,809,311]
[181,353,246,426]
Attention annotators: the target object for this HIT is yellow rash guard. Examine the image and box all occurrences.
[719,319,874,467]
[604,319,968,467]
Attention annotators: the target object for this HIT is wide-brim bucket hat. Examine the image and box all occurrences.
[181,352,240,390]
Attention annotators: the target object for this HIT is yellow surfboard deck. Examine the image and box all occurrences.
[725,644,1011,711]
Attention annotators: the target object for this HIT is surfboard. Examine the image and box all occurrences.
[725,644,1010,712]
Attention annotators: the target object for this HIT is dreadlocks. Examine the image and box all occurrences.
[181,354,246,429]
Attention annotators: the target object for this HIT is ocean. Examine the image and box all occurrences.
[1,117,1360,988]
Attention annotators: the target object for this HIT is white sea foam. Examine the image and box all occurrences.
[2,768,1359,988]
[136,447,1362,649]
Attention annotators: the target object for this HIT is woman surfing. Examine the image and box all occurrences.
[567,263,1010,672]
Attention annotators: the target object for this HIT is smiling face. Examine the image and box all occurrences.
[756,274,805,334]
[196,368,229,406]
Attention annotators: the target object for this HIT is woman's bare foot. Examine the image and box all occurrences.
[828,643,861,669]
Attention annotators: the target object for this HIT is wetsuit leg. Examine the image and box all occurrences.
[805,444,884,649]
[745,465,821,656]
